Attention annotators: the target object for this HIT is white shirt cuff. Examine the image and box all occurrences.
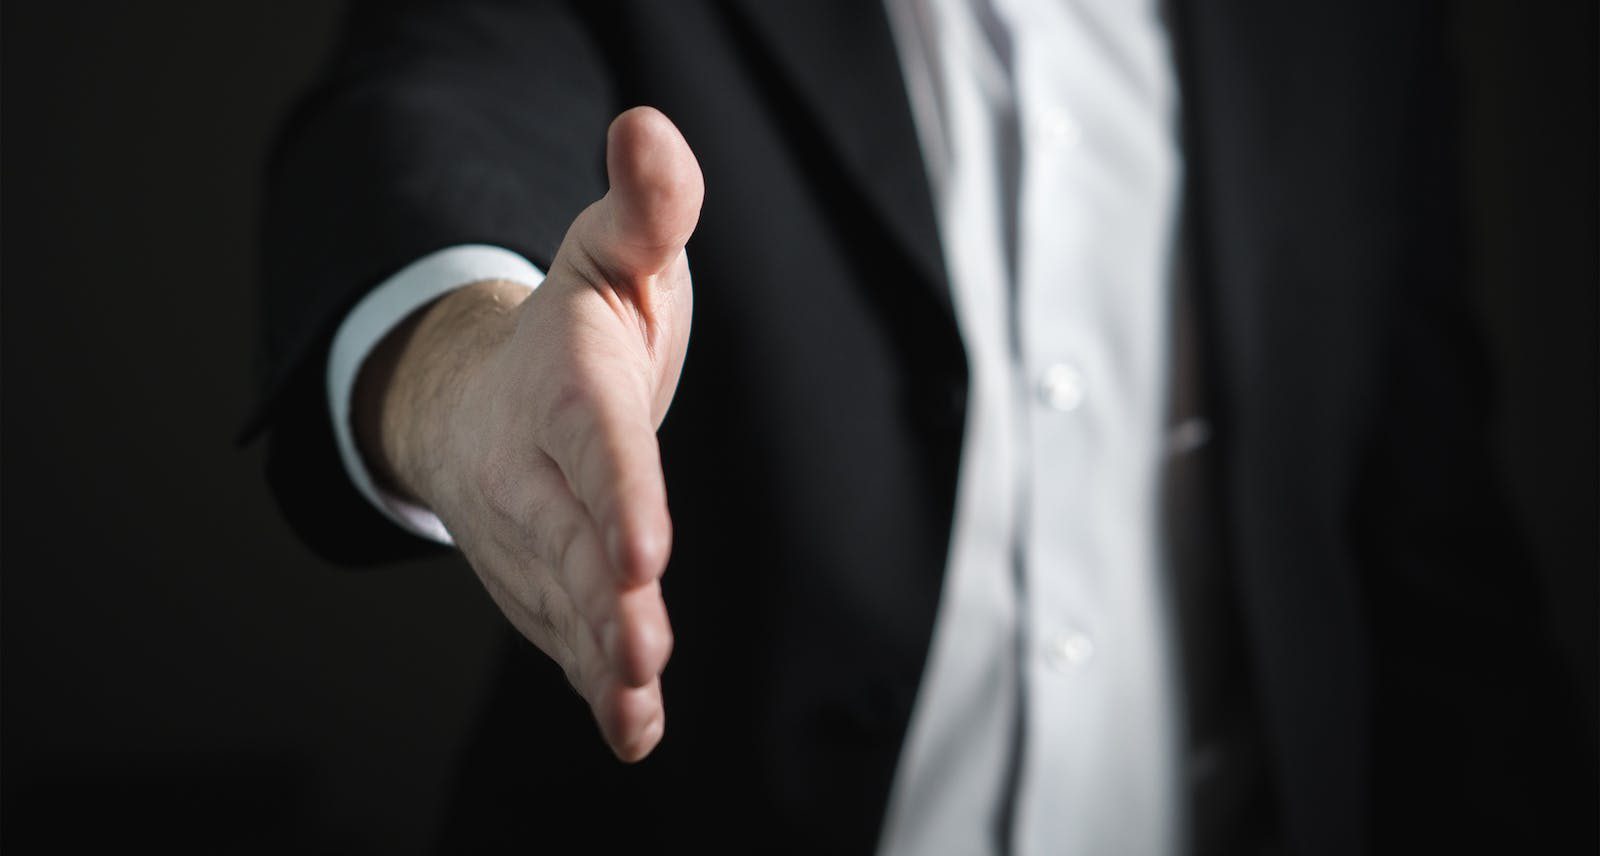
[326,244,544,544]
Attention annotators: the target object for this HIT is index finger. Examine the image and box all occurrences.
[538,367,673,587]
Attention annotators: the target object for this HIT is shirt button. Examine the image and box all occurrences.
[1045,631,1095,672]
[1041,108,1082,148]
[1037,363,1086,412]
[1165,418,1212,456]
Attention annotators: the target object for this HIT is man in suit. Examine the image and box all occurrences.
[252,1,1587,852]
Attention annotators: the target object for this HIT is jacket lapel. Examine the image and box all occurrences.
[721,0,953,319]
[1171,1,1397,852]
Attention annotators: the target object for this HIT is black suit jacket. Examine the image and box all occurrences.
[251,1,1590,852]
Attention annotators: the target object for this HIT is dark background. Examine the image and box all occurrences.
[2,3,1594,852]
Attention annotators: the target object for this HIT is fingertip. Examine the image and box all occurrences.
[615,711,665,764]
[630,513,673,580]
[603,106,704,263]
[602,681,666,763]
[607,106,675,156]
[607,106,703,198]
[608,510,673,585]
[614,584,674,687]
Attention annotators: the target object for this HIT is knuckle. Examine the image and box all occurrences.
[633,604,674,674]
[627,634,671,684]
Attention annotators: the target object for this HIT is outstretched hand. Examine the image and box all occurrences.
[357,107,702,761]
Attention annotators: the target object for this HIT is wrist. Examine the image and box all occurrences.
[353,279,529,509]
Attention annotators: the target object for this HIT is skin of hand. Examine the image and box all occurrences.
[352,107,703,762]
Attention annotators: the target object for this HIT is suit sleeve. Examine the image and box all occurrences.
[246,0,617,564]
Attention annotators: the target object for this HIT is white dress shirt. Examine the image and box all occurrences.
[327,2,1184,853]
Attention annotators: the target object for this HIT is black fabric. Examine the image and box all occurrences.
[253,1,1593,853]
[1163,216,1283,856]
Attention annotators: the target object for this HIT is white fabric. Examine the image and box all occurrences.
[878,0,1184,854]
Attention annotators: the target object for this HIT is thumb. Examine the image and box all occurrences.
[569,106,704,285]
